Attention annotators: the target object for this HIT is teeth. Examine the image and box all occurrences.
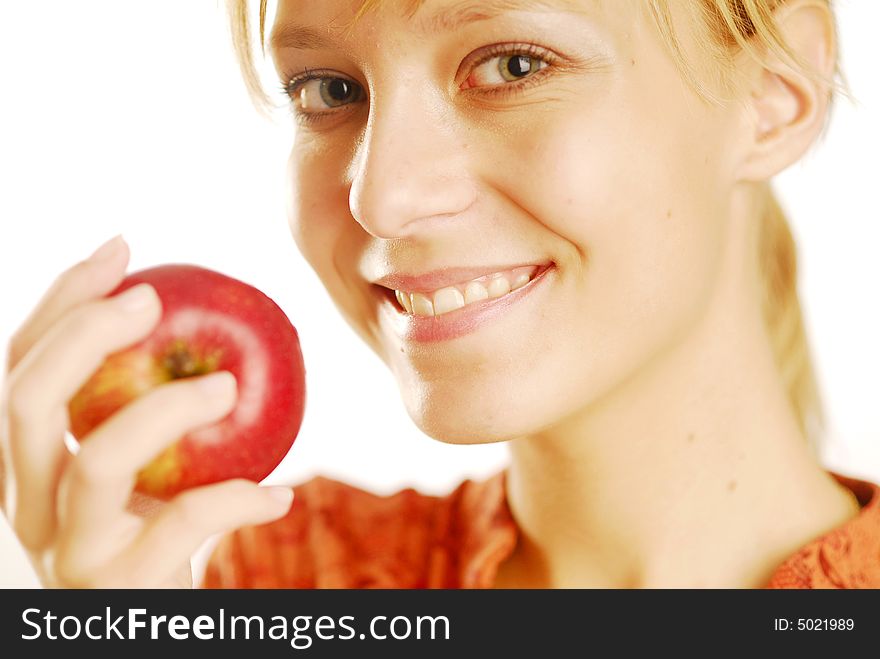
[464,281,489,305]
[395,289,413,313]
[487,277,511,299]
[433,287,465,315]
[410,292,434,316]
[392,264,544,316]
[510,273,530,291]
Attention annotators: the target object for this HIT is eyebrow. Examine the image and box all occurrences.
[269,0,578,52]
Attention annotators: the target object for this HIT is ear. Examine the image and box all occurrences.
[736,0,836,182]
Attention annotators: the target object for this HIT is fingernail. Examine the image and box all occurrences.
[113,283,156,311]
[88,234,125,262]
[266,487,294,507]
[197,371,237,396]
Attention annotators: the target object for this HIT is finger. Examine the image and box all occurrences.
[125,490,167,521]
[5,235,130,375]
[59,371,239,536]
[116,480,293,587]
[4,283,162,549]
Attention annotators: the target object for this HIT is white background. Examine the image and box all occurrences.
[1,1,877,587]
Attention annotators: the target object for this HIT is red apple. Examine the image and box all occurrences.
[67,264,306,500]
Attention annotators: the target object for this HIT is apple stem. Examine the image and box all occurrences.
[164,346,203,378]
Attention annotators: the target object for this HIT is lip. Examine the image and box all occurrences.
[372,262,553,294]
[374,263,555,343]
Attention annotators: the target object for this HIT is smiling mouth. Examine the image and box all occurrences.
[382,263,553,317]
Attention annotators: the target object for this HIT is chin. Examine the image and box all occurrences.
[398,383,547,446]
[412,412,514,445]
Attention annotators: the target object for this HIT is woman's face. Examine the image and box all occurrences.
[271,0,744,443]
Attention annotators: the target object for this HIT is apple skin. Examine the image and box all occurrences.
[67,264,306,500]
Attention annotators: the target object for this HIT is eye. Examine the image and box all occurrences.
[279,43,557,126]
[462,43,553,92]
[282,68,365,120]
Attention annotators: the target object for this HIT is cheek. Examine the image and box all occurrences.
[285,146,388,353]
[286,149,331,264]
[286,151,357,314]
[285,145,362,286]
[490,91,728,358]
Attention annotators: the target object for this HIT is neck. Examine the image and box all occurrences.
[502,193,859,588]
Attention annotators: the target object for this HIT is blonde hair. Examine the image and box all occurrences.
[227,0,840,452]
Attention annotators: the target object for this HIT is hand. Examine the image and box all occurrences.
[0,235,294,588]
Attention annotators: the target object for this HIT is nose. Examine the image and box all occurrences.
[347,77,476,239]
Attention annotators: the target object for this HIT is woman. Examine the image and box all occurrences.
[1,0,878,588]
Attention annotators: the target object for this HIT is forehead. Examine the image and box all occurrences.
[271,0,597,51]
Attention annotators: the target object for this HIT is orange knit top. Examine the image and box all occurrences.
[202,470,880,589]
